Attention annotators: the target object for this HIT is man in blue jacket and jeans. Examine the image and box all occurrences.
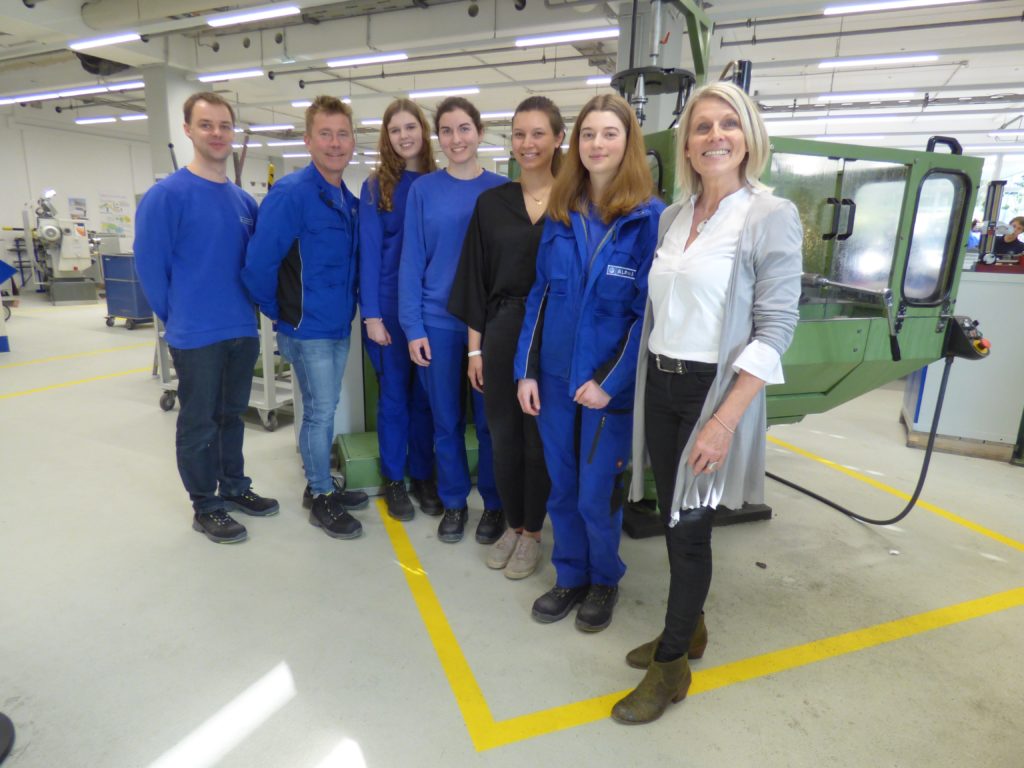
[244,95,368,539]
[135,91,279,545]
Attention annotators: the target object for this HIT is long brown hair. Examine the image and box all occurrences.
[372,99,436,212]
[513,95,566,177]
[547,93,652,225]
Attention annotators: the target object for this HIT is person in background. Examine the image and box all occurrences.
[135,91,278,544]
[448,96,564,579]
[359,99,441,522]
[612,82,802,724]
[514,93,665,631]
[243,95,369,541]
[993,215,1024,257]
[398,96,505,545]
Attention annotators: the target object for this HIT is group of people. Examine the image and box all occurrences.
[134,80,803,725]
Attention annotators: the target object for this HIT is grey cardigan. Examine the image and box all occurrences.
[628,189,803,524]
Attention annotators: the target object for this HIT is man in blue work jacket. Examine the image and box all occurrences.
[243,95,369,540]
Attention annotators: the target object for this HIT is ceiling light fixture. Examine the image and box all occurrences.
[291,100,312,108]
[819,53,939,68]
[106,81,144,92]
[233,142,263,148]
[75,116,117,125]
[119,114,148,121]
[817,91,918,102]
[282,152,311,158]
[197,69,264,83]
[361,119,384,126]
[327,52,408,68]
[586,76,612,86]
[477,147,507,153]
[248,123,294,131]
[409,87,480,99]
[480,111,515,119]
[58,86,110,98]
[823,0,977,15]
[266,140,306,147]
[206,4,300,28]
[515,27,619,47]
[69,32,140,51]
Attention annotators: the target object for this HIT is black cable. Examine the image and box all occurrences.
[766,354,955,526]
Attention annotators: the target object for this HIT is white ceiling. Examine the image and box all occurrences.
[1,0,1022,158]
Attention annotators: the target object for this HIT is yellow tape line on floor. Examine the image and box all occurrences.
[0,342,151,369]
[0,366,150,399]
[767,434,1024,554]
[379,499,1024,751]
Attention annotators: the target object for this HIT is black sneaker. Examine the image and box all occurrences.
[384,479,414,522]
[309,492,363,539]
[222,488,279,517]
[193,509,248,544]
[302,477,369,511]
[532,585,588,624]
[475,508,505,545]
[575,584,619,632]
[410,478,443,516]
[437,507,468,543]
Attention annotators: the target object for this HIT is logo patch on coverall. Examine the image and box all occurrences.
[606,265,636,279]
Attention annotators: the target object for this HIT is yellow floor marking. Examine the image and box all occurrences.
[768,434,1024,554]
[379,499,1024,751]
[0,342,151,369]
[0,367,150,400]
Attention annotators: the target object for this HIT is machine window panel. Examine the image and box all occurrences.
[904,172,968,305]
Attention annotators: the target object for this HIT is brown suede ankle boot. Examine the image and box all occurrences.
[624,614,708,669]
[611,655,692,725]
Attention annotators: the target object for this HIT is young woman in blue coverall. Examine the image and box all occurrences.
[514,93,665,632]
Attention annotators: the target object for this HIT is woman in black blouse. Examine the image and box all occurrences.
[448,96,565,579]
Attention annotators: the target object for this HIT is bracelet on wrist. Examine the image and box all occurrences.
[363,317,382,324]
[467,350,482,358]
[712,412,736,434]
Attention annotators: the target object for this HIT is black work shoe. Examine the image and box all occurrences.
[475,508,506,545]
[302,478,369,511]
[193,509,247,544]
[410,478,443,516]
[531,585,588,624]
[384,479,414,522]
[437,507,468,543]
[222,488,279,517]
[575,584,619,632]
[309,492,363,539]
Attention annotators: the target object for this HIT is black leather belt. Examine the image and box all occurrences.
[650,354,717,375]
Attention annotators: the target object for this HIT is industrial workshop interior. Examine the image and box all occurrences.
[1,0,1023,765]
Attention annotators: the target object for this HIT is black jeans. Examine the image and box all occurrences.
[169,337,259,512]
[482,300,550,532]
[643,356,715,657]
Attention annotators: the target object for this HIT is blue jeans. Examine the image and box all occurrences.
[277,333,350,496]
[169,336,259,512]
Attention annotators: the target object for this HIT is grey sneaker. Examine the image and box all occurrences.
[486,528,520,569]
[505,535,541,580]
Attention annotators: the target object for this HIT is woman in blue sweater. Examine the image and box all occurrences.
[398,96,505,545]
[359,99,440,522]
[514,93,664,632]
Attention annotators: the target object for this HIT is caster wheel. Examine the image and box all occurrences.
[263,411,278,431]
[159,392,176,411]
[125,319,136,330]
[105,316,115,327]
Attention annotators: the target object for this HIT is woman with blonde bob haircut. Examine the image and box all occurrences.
[514,93,665,632]
[612,82,802,724]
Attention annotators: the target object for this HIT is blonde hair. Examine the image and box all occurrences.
[370,99,437,212]
[547,93,653,225]
[304,95,352,136]
[675,82,770,199]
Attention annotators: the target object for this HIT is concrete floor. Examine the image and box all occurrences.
[1,292,1022,768]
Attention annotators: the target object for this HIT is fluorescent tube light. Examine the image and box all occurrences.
[819,54,939,68]
[119,114,148,121]
[248,123,294,131]
[69,32,140,51]
[291,100,312,108]
[282,152,311,158]
[363,150,380,156]
[824,0,976,14]
[361,119,384,126]
[516,28,619,47]
[480,111,515,119]
[106,81,144,92]
[197,69,264,83]
[75,116,117,125]
[11,91,62,103]
[586,76,612,86]
[477,147,507,153]
[233,143,263,148]
[58,86,110,98]
[327,52,408,68]
[817,91,917,102]
[266,140,306,147]
[207,4,300,28]
[409,87,480,99]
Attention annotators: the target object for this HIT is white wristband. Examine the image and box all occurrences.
[467,350,482,358]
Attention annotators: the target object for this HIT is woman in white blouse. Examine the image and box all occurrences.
[612,82,803,724]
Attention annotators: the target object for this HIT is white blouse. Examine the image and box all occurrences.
[647,187,784,384]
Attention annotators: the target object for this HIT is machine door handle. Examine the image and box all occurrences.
[836,198,856,241]
[822,197,841,241]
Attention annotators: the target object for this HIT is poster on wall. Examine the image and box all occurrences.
[68,197,88,221]
[98,193,133,237]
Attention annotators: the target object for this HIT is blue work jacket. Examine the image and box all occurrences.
[514,198,665,410]
[243,163,359,339]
